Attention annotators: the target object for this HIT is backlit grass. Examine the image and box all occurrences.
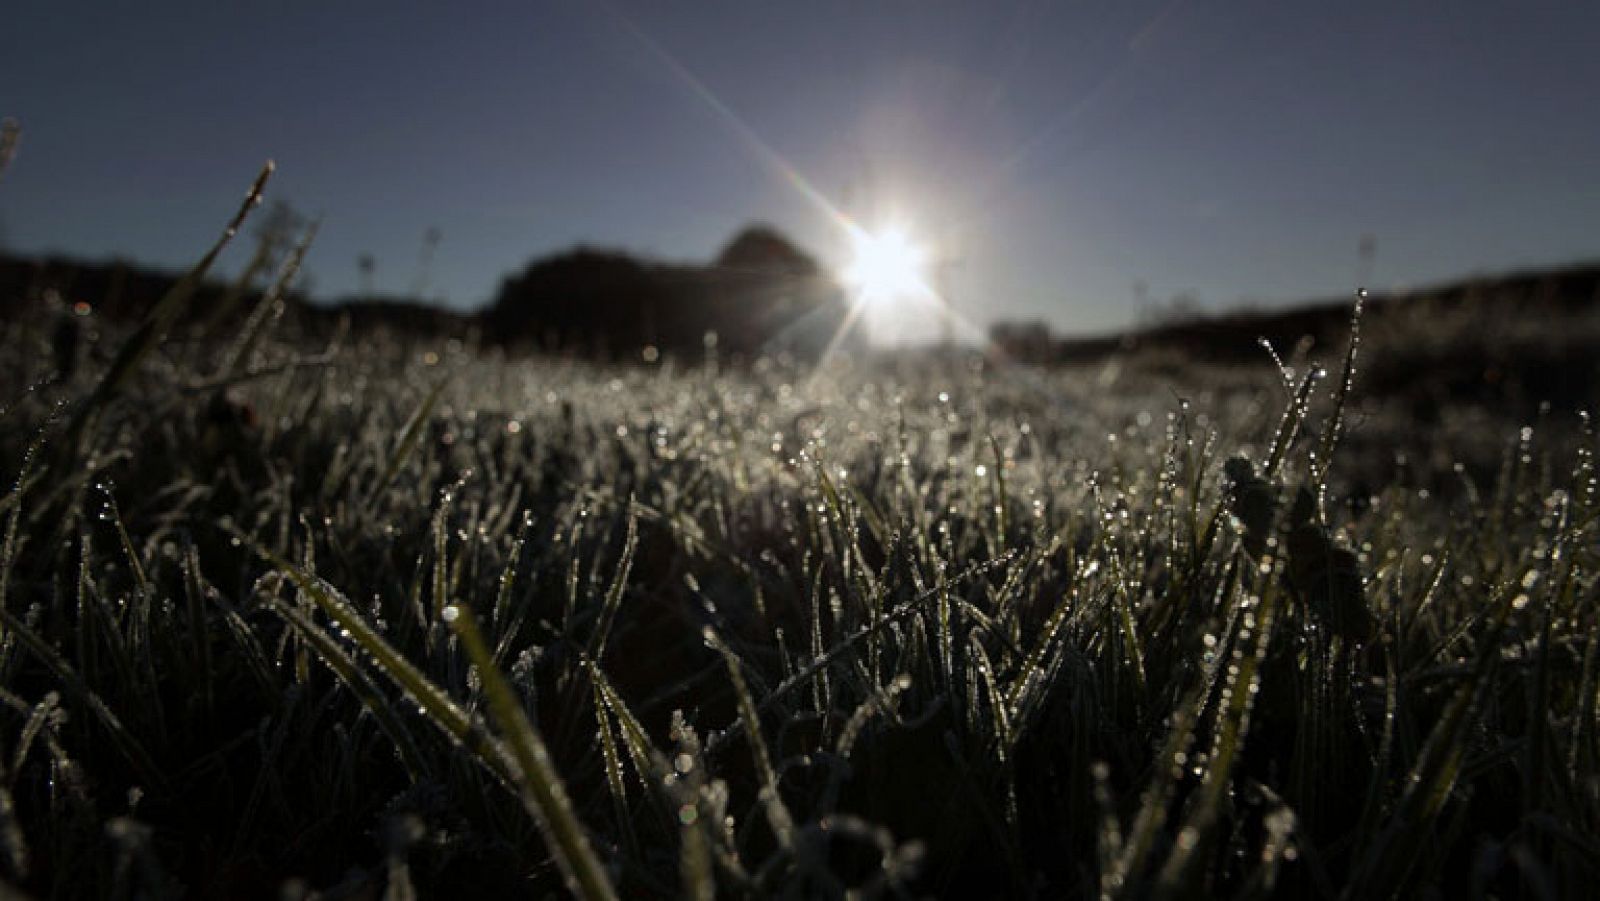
[0,177,1596,898]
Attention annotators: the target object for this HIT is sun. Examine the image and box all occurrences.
[842,225,931,304]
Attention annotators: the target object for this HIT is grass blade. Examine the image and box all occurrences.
[263,595,430,780]
[250,542,508,777]
[64,162,273,451]
[445,602,618,901]
[367,379,447,507]
[0,607,164,790]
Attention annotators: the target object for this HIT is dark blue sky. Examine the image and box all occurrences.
[3,1,1598,338]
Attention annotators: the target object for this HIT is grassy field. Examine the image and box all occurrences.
[1,193,1598,898]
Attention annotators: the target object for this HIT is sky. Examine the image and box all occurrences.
[3,0,1598,341]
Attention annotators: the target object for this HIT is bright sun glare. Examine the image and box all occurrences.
[842,226,930,304]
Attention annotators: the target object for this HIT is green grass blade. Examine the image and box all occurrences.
[263,595,430,780]
[704,626,796,851]
[705,550,1015,759]
[445,602,619,901]
[1154,580,1285,896]
[1263,366,1320,480]
[64,162,273,450]
[587,661,667,788]
[250,542,508,778]
[222,216,320,377]
[367,379,447,508]
[0,607,164,790]
[1312,290,1365,489]
[586,507,638,663]
[592,679,638,858]
[1343,587,1513,899]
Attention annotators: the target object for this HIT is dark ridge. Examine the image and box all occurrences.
[991,260,1600,366]
[984,261,1600,416]
[0,223,854,360]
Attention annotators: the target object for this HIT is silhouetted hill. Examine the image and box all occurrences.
[0,253,242,322]
[0,251,474,341]
[483,225,852,360]
[8,244,1597,383]
[1,223,853,361]
[1011,262,1600,365]
[715,224,822,277]
[988,261,1600,413]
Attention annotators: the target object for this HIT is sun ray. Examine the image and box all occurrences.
[600,3,982,355]
[601,2,852,234]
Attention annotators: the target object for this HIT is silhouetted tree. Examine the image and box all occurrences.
[485,225,853,361]
[485,248,659,357]
[715,224,820,277]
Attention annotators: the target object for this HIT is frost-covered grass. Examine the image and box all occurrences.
[0,184,1598,897]
[1,299,1596,899]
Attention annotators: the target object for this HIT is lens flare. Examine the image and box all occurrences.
[842,225,931,304]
